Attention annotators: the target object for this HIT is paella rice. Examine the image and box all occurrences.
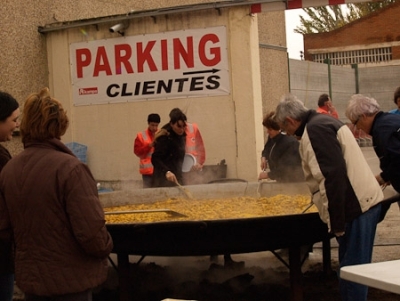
[104,194,317,224]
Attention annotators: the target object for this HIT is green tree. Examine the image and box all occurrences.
[295,0,399,34]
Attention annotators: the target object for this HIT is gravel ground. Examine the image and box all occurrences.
[92,244,400,301]
[16,238,396,301]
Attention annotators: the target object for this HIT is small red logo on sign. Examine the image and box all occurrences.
[79,87,98,95]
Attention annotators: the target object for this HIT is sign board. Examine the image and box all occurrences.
[70,26,230,105]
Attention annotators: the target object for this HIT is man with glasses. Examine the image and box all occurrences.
[274,94,384,301]
[151,108,187,187]
[346,94,400,194]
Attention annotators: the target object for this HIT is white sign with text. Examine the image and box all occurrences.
[70,26,230,105]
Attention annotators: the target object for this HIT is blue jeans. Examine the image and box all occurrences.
[337,203,381,301]
[0,273,14,301]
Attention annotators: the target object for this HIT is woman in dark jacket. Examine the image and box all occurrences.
[259,111,304,182]
[0,91,19,301]
[151,108,187,187]
[0,88,113,301]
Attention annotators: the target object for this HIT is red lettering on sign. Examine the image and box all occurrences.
[161,39,168,71]
[137,41,157,72]
[76,48,91,78]
[93,46,112,77]
[173,37,194,70]
[74,30,224,78]
[199,34,221,67]
[115,44,134,74]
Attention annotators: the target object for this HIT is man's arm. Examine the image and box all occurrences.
[195,128,206,166]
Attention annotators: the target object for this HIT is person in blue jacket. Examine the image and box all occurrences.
[346,94,400,193]
[389,86,400,115]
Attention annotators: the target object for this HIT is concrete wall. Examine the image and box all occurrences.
[358,65,400,111]
[257,11,289,117]
[289,59,355,123]
[1,0,202,156]
[289,59,400,122]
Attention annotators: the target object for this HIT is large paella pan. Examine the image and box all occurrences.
[100,182,332,301]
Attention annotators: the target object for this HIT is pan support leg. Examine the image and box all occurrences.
[117,253,131,301]
[322,237,332,274]
[288,245,303,301]
[288,237,332,301]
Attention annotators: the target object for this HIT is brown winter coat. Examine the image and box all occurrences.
[0,138,113,296]
[0,144,13,275]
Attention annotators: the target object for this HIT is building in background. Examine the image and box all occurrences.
[303,2,400,66]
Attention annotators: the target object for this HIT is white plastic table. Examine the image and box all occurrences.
[340,260,400,294]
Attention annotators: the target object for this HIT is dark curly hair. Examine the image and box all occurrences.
[318,94,330,107]
[262,111,280,131]
[0,91,19,122]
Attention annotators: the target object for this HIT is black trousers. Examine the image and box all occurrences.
[24,290,92,301]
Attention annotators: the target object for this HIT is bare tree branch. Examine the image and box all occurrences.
[294,1,398,34]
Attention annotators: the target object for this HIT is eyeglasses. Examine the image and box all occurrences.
[352,117,360,127]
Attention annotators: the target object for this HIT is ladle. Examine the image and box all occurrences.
[176,181,194,199]
[104,209,187,217]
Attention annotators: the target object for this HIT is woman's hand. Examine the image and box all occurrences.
[327,101,337,114]
[191,163,203,171]
[258,170,269,181]
[260,157,268,170]
[165,171,178,183]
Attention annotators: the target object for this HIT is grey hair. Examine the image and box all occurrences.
[274,94,308,124]
[345,94,380,121]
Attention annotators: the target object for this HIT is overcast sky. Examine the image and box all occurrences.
[285,8,306,60]
[285,5,349,59]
